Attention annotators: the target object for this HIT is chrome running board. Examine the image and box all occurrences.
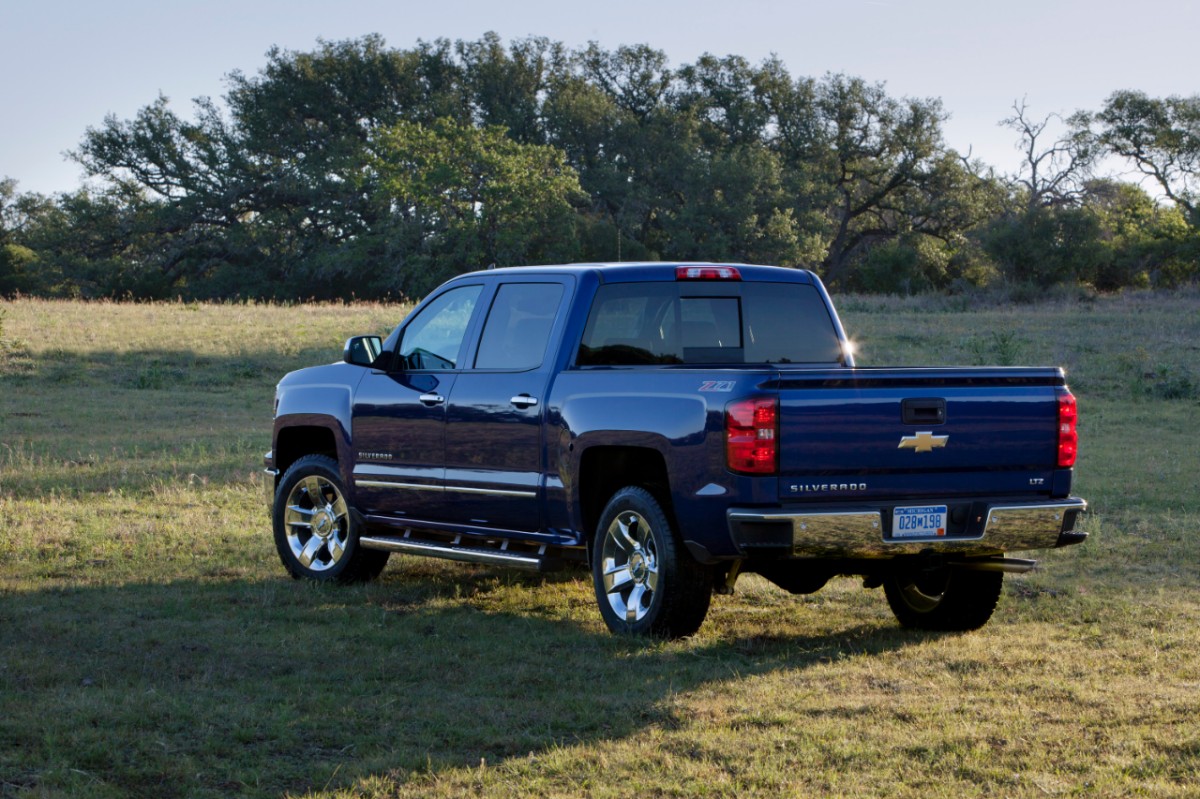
[360,531,554,571]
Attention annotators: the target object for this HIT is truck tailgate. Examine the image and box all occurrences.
[770,367,1069,501]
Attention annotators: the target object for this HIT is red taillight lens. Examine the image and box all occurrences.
[1057,390,1078,468]
[676,265,742,281]
[726,397,778,475]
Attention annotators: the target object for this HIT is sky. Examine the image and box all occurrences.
[3,0,1198,197]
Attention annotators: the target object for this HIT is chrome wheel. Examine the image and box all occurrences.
[591,486,713,638]
[283,474,349,572]
[273,455,389,583]
[600,509,660,623]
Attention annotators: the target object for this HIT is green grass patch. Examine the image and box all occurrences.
[2,293,1199,798]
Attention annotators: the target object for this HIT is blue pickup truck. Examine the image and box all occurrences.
[265,263,1086,637]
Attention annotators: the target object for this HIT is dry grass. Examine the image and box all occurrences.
[1,293,1198,798]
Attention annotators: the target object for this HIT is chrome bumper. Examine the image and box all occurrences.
[727,498,1087,559]
[263,469,279,507]
[263,449,278,509]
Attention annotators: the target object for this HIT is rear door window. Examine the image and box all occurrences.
[474,283,565,371]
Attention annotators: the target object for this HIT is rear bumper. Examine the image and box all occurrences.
[727,497,1087,559]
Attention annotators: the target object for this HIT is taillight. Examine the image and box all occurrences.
[726,397,778,475]
[676,265,742,281]
[1057,390,1078,468]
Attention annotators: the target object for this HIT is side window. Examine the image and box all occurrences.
[474,283,565,370]
[398,285,482,370]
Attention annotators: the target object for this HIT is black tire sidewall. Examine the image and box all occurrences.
[883,568,1003,631]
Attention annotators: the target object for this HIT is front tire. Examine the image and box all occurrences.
[883,567,1003,631]
[273,454,389,583]
[592,487,713,638]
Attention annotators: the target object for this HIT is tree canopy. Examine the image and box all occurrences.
[3,34,1198,300]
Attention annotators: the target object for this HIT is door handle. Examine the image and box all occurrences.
[419,393,445,406]
[510,395,539,408]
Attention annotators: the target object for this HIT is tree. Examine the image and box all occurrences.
[0,178,43,295]
[457,33,564,144]
[675,54,770,149]
[980,206,1098,288]
[848,153,1008,293]
[563,42,687,259]
[51,33,1195,299]
[807,74,950,285]
[69,34,584,298]
[1082,178,1200,288]
[1091,91,1200,221]
[1001,99,1097,210]
[370,118,585,296]
[71,36,472,297]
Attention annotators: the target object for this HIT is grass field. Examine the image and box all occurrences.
[1,292,1198,798]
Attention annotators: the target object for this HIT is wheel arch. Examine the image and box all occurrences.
[274,422,343,483]
[578,444,673,553]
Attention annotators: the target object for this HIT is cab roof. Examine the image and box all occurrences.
[455,262,821,284]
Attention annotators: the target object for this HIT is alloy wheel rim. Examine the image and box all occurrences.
[283,475,349,572]
[600,510,660,623]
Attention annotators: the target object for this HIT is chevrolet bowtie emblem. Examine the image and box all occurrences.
[898,431,949,453]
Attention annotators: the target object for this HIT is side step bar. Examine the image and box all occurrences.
[359,532,561,572]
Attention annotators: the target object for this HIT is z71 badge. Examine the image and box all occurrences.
[698,380,736,392]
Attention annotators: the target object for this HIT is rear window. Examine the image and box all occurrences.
[577,281,843,366]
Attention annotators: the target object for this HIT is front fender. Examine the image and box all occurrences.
[272,364,365,486]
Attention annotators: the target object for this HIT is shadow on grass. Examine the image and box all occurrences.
[0,564,940,799]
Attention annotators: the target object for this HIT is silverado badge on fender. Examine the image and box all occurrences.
[898,431,949,453]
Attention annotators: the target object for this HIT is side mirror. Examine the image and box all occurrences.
[343,335,383,367]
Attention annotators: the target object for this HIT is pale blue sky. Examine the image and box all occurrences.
[3,0,1197,196]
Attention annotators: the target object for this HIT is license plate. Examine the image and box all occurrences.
[892,505,948,538]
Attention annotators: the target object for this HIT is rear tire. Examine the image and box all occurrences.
[592,487,713,638]
[883,568,1003,631]
[273,455,389,583]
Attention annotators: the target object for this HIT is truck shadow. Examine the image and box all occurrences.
[0,565,944,797]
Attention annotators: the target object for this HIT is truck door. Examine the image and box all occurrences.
[351,283,483,524]
[442,280,569,534]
